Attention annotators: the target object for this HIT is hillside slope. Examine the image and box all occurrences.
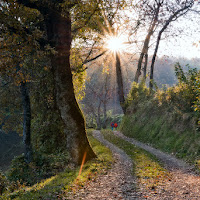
[120,99,200,166]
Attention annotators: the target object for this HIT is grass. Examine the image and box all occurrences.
[101,130,171,193]
[1,130,113,200]
[120,109,200,168]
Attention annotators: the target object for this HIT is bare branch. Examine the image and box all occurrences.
[83,50,107,65]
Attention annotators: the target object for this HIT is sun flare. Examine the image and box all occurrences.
[106,36,124,52]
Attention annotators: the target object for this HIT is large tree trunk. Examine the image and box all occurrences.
[45,11,96,164]
[20,81,32,163]
[116,53,126,113]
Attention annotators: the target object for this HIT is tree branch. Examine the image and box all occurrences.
[72,2,99,33]
[16,0,42,11]
[83,50,107,65]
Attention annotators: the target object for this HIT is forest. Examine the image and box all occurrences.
[1,0,200,199]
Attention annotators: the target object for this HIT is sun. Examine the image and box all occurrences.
[105,36,124,52]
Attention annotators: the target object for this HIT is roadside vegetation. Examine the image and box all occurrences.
[121,64,200,168]
[0,131,113,199]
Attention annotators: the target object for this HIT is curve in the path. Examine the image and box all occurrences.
[67,130,142,200]
[91,130,140,200]
[114,131,195,173]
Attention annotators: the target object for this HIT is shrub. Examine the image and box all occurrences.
[0,171,8,195]
[7,151,70,186]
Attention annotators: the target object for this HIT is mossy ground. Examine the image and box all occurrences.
[1,130,113,200]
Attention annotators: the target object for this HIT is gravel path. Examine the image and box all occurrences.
[113,131,194,172]
[67,130,141,200]
[114,131,200,199]
[67,130,200,199]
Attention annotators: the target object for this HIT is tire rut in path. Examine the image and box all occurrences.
[67,130,141,200]
[114,131,200,199]
[114,131,194,173]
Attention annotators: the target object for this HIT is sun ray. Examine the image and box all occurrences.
[106,36,124,52]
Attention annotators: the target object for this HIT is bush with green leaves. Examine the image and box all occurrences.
[0,171,8,195]
[125,79,151,114]
[165,63,198,113]
[7,151,70,186]
[121,63,200,164]
[126,63,199,116]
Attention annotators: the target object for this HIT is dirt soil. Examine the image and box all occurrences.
[114,131,200,200]
[67,130,141,199]
[67,130,200,199]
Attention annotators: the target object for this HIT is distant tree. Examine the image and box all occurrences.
[134,0,163,83]
[116,53,126,113]
[132,0,197,88]
[83,68,112,130]
[149,0,195,89]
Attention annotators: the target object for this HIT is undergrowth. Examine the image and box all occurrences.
[1,130,113,199]
[121,63,200,169]
[101,130,171,195]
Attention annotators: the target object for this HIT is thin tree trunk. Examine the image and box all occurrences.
[102,102,107,129]
[143,53,148,79]
[149,33,161,90]
[102,75,109,129]
[116,53,126,113]
[134,36,150,83]
[20,81,32,163]
[149,3,193,90]
[96,100,102,130]
[134,3,161,83]
[45,11,96,164]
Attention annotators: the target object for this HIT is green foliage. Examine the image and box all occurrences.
[120,111,199,162]
[121,63,200,166]
[0,171,8,195]
[193,73,200,114]
[31,111,66,154]
[105,111,123,127]
[2,133,113,199]
[73,70,87,101]
[126,63,199,114]
[7,152,70,186]
[125,80,150,112]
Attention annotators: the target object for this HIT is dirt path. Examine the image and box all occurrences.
[113,131,194,172]
[114,131,200,199]
[67,130,142,200]
[67,130,200,199]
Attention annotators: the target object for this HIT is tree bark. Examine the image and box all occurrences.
[102,75,109,129]
[96,100,102,130]
[134,3,161,83]
[149,32,161,90]
[20,81,32,163]
[149,3,192,90]
[116,53,126,113]
[102,102,107,129]
[134,35,150,83]
[143,53,148,79]
[45,11,96,164]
